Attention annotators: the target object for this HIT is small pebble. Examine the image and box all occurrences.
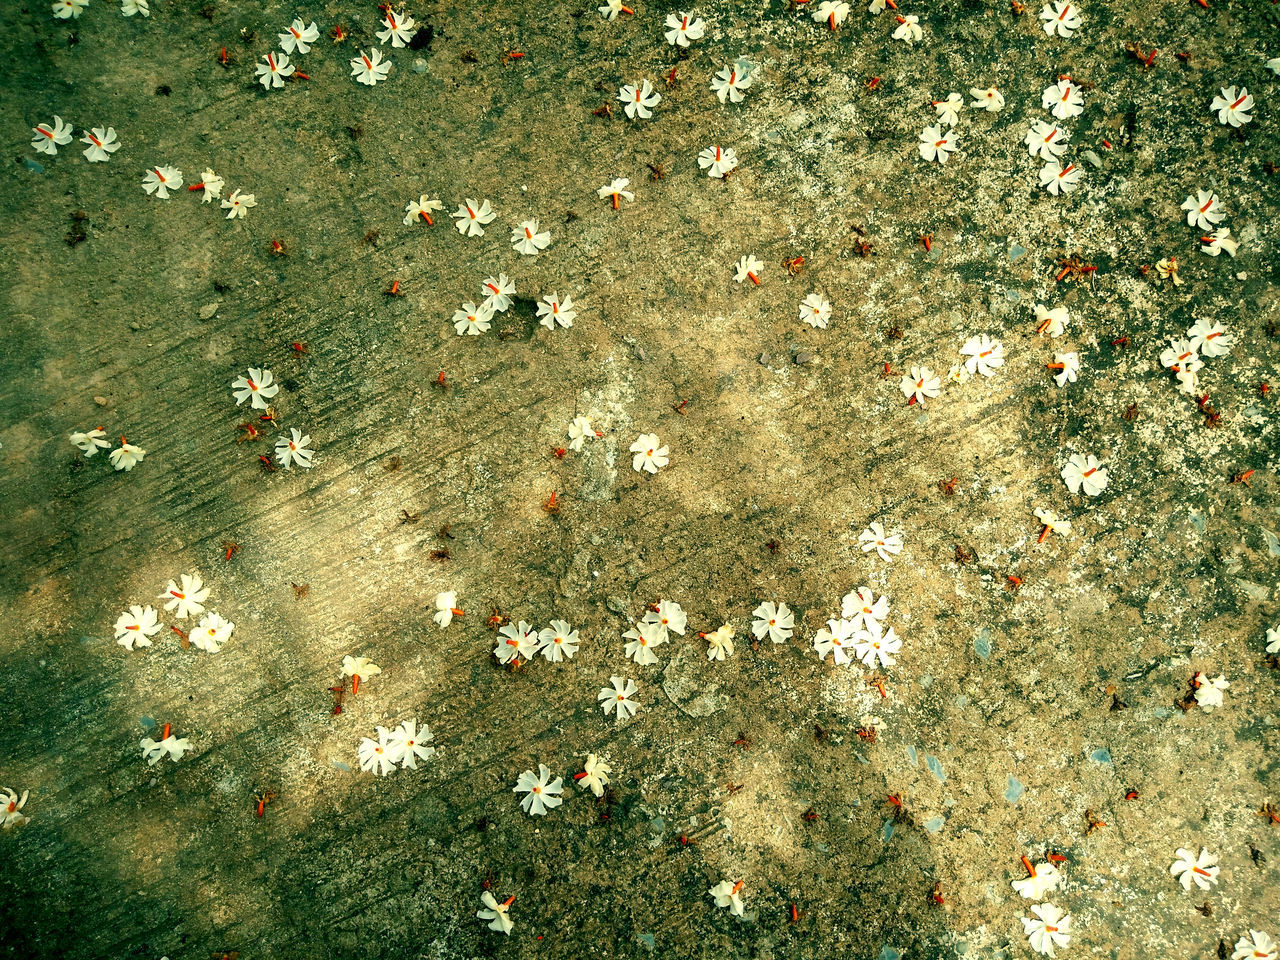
[794,350,813,365]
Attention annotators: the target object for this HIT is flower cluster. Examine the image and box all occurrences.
[31,116,121,163]
[113,572,233,654]
[1181,188,1241,258]
[623,599,686,665]
[494,619,582,666]
[69,426,146,472]
[1159,319,1233,396]
[229,367,315,468]
[140,728,193,765]
[1035,79,1085,195]
[813,586,903,669]
[357,720,436,776]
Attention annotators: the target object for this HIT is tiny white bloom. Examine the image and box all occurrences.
[120,0,149,14]
[578,753,612,797]
[705,624,735,661]
[1265,625,1279,655]
[231,367,280,409]
[1049,352,1079,387]
[799,293,832,328]
[109,439,146,472]
[1187,319,1232,358]
[1022,902,1072,956]
[480,274,516,312]
[403,195,444,226]
[388,719,435,769]
[1012,861,1062,900]
[1193,672,1229,710]
[698,145,738,178]
[376,9,417,47]
[842,587,889,633]
[537,293,576,330]
[1035,507,1071,539]
[598,0,633,20]
[275,428,314,469]
[900,366,941,406]
[854,625,900,669]
[1042,80,1084,120]
[970,87,1005,112]
[1061,452,1108,496]
[1200,227,1239,257]
[933,93,964,126]
[751,601,795,643]
[598,177,634,207]
[1025,120,1070,161]
[255,51,295,90]
[70,427,110,457]
[278,18,319,54]
[1040,159,1083,195]
[496,621,539,664]
[142,165,183,198]
[644,600,687,637]
[511,219,551,256]
[664,11,705,47]
[1232,931,1278,960]
[192,612,234,653]
[709,879,745,916]
[196,168,224,202]
[599,675,640,719]
[1,788,30,831]
[52,0,89,18]
[630,433,669,474]
[341,655,382,683]
[623,620,667,665]
[813,618,856,665]
[80,126,120,162]
[453,301,493,336]
[960,334,1005,376]
[1181,189,1224,230]
[538,620,580,662]
[1210,85,1254,127]
[618,79,661,119]
[140,733,192,765]
[892,14,922,43]
[221,189,257,220]
[1160,338,1202,378]
[514,763,563,815]
[433,591,461,628]
[919,125,958,163]
[1034,304,1070,338]
[159,573,210,620]
[358,726,397,776]
[477,891,514,935]
[350,49,392,86]
[1040,1,1081,38]
[114,604,161,650]
[734,254,764,284]
[1170,846,1219,891]
[567,415,598,451]
[859,522,903,562]
[711,62,754,104]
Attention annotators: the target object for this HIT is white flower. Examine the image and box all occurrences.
[221,189,257,219]
[1265,625,1279,655]
[453,301,493,336]
[960,334,1005,377]
[376,9,417,47]
[80,126,120,162]
[1049,352,1080,387]
[854,625,900,668]
[1181,189,1224,230]
[140,733,192,765]
[195,168,224,202]
[232,367,280,409]
[618,79,661,119]
[1040,1,1081,38]
[1233,931,1278,960]
[599,676,640,719]
[537,293,576,330]
[709,879,745,916]
[538,620,580,662]
[970,87,1005,112]
[479,274,515,313]
[142,165,183,198]
[733,254,764,285]
[452,198,496,237]
[1061,452,1108,496]
[1034,303,1070,338]
[751,601,795,643]
[70,427,109,457]
[814,1,852,28]
[598,0,634,20]
[813,618,857,665]
[630,433,669,474]
[2,788,30,831]
[705,624,735,661]
[859,522,903,562]
[275,428,314,469]
[350,49,392,86]
[114,604,161,650]
[1201,227,1239,257]
[644,600,687,637]
[698,145,738,178]
[1022,902,1072,956]
[1171,846,1219,891]
[842,587,889,632]
[919,125,958,163]
[388,720,435,768]
[1040,160,1082,195]
[1042,80,1084,120]
[109,439,146,472]
[160,573,209,620]
[514,764,563,815]
[946,363,970,385]
[255,51,295,90]
[892,14,922,42]
[598,177,634,208]
[799,293,832,328]
[1160,338,1202,378]
[1193,672,1229,710]
[52,0,88,19]
[121,0,149,15]
[279,18,319,54]
[567,415,598,451]
[511,219,551,256]
[577,754,612,797]
[665,11,705,46]
[623,620,667,665]
[867,0,896,9]
[403,195,444,226]
[1155,257,1183,286]
[900,366,941,406]
[1210,86,1254,127]
[477,891,514,935]
[341,655,382,684]
[711,63,754,104]
[1035,507,1072,541]
[433,591,462,628]
[933,93,964,126]
[496,621,539,664]
[1187,319,1232,358]
[192,612,234,653]
[358,727,397,776]
[1025,120,1070,160]
[1012,860,1062,900]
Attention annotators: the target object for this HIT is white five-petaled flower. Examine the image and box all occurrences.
[1013,860,1062,900]
[275,428,314,469]
[514,764,564,815]
[1034,303,1070,337]
[900,366,941,406]
[960,334,1005,376]
[1232,931,1278,960]
[1187,319,1232,358]
[970,87,1005,112]
[630,433,669,474]
[813,1,852,29]
[618,80,661,120]
[933,93,964,126]
[813,618,856,665]
[1193,672,1229,710]
[1042,80,1084,120]
[53,0,89,18]
[568,415,599,451]
[842,587,889,633]
[279,19,319,54]
[160,573,210,620]
[859,522,903,562]
[1022,902,1072,956]
[709,879,746,916]
[623,620,668,665]
[577,754,612,797]
[114,604,161,650]
[705,624,735,661]
[751,601,795,643]
[1182,189,1224,230]
[734,254,764,285]
[698,145,738,178]
[2,788,30,831]
[350,49,391,86]
[1040,160,1082,195]
[451,198,496,237]
[433,591,462,628]
[403,195,444,226]
[1035,507,1071,541]
[1048,352,1080,387]
[80,126,120,162]
[854,625,900,668]
[644,599,687,638]
[341,655,382,686]
[539,620,580,661]
[109,439,146,472]
[221,189,257,219]
[599,675,640,719]
[142,165,183,198]
[537,293,576,330]
[481,274,515,312]
[1201,228,1239,257]
[1025,120,1070,161]
[376,9,417,47]
[232,367,280,410]
[358,726,397,776]
[598,0,634,20]
[799,293,832,328]
[918,125,958,163]
[1171,846,1219,891]
[256,51,295,90]
[711,62,754,104]
[70,427,110,457]
[140,733,192,765]
[496,621,539,664]
[511,219,551,256]
[453,302,494,336]
[1040,1,1081,38]
[1160,338,1202,381]
[598,177,634,209]
[664,11,705,46]
[388,719,435,768]
[1061,452,1108,496]
[892,14,922,42]
[1210,86,1254,127]
[192,612,234,653]
[477,891,514,935]
[195,168,224,202]
[121,0,149,16]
